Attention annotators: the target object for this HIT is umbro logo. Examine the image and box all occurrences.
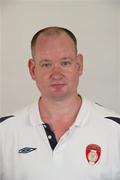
[18,147,37,153]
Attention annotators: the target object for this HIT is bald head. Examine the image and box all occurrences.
[31,26,77,58]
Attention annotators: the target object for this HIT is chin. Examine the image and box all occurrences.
[49,92,72,101]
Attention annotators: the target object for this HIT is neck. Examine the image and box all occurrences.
[39,94,82,141]
[39,94,82,123]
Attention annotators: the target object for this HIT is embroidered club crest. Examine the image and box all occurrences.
[86,144,101,165]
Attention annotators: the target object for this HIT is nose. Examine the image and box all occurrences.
[50,64,63,81]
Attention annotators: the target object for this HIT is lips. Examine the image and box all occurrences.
[50,83,66,88]
[51,83,65,87]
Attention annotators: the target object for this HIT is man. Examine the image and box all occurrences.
[0,26,120,180]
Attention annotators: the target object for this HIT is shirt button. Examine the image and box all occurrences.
[43,124,47,128]
[48,135,52,139]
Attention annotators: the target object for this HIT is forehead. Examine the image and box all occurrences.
[37,32,75,47]
[34,32,76,58]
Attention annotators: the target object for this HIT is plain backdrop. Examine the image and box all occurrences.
[0,0,120,116]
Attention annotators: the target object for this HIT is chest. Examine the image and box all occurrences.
[2,125,119,180]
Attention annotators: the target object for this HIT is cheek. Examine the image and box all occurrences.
[35,70,49,86]
[69,72,80,88]
[67,69,80,81]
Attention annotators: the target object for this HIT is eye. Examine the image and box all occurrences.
[42,63,52,67]
[40,62,53,69]
[61,60,72,67]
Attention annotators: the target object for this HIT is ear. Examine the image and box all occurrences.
[76,53,83,75]
[28,58,36,80]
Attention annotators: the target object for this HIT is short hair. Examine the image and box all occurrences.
[31,26,77,57]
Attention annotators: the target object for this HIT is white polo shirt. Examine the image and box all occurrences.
[0,97,120,180]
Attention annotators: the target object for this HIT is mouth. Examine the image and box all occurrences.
[50,83,66,88]
[51,83,65,86]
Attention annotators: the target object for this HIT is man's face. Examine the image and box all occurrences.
[28,32,83,101]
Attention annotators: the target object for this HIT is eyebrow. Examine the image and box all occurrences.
[60,57,74,61]
[39,59,52,64]
[39,57,74,63]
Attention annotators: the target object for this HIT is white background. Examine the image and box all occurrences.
[0,0,120,115]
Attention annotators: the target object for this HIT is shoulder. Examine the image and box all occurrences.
[83,98,120,126]
[0,115,15,123]
[105,116,120,124]
[0,102,38,128]
[93,101,120,125]
[0,102,39,146]
[84,99,120,142]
